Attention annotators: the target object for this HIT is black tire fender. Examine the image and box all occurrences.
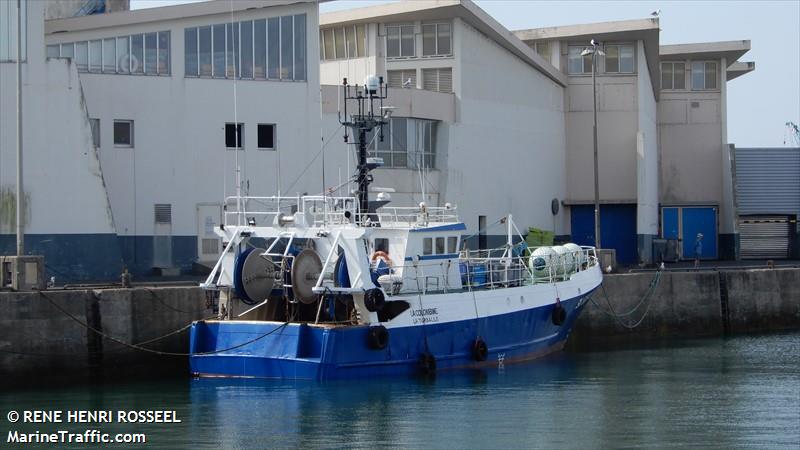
[367,325,389,350]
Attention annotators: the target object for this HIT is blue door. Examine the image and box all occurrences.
[662,207,680,240]
[681,207,717,259]
[570,204,638,264]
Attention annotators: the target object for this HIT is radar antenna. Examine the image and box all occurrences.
[339,75,389,224]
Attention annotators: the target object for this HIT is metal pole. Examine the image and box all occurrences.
[16,0,24,256]
[591,47,601,249]
[357,127,368,223]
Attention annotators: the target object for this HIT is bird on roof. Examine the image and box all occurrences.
[650,9,661,17]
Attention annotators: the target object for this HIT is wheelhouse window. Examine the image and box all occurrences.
[661,61,686,90]
[422,22,451,56]
[447,236,458,253]
[567,46,593,74]
[691,61,717,90]
[423,238,433,255]
[386,24,415,58]
[604,43,634,73]
[113,120,134,148]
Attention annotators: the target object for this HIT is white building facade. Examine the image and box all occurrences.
[0,0,756,280]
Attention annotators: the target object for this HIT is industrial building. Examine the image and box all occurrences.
[0,0,764,281]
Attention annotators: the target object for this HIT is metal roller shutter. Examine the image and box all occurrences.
[738,216,791,259]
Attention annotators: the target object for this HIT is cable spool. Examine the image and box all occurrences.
[367,325,389,350]
[472,338,488,362]
[233,248,275,305]
[291,249,323,304]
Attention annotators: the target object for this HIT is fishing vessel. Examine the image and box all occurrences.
[189,76,603,380]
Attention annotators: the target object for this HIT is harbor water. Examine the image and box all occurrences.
[3,332,798,448]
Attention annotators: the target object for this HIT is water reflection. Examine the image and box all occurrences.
[1,333,797,449]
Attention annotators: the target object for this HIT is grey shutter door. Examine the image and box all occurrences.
[387,70,402,88]
[738,216,791,259]
[438,68,452,93]
[422,68,437,91]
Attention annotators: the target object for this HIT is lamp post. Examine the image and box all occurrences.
[581,41,604,249]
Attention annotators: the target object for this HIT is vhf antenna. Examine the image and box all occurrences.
[339,75,388,224]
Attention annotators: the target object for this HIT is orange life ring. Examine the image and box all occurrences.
[371,251,393,267]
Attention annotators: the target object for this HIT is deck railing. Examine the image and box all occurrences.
[376,205,459,227]
[223,195,359,227]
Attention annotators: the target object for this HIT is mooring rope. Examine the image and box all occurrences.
[589,269,663,329]
[34,292,289,357]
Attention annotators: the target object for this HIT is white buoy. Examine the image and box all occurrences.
[529,247,557,280]
[563,243,582,272]
[552,246,571,276]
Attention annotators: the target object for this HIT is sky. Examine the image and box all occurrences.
[131,0,800,147]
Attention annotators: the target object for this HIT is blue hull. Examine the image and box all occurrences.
[189,291,592,380]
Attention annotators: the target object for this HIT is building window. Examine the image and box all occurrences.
[116,37,128,74]
[320,24,366,60]
[422,68,452,93]
[422,22,451,56]
[567,46,593,74]
[130,34,144,74]
[50,31,170,76]
[225,123,244,149]
[75,41,88,72]
[158,31,170,75]
[89,40,102,72]
[257,124,276,150]
[387,69,416,88]
[0,0,26,62]
[604,43,634,73]
[386,24,414,58]
[691,61,717,90]
[534,41,550,59]
[113,120,134,147]
[661,61,686,90]
[185,28,198,77]
[89,118,100,148]
[185,14,305,81]
[364,118,437,169]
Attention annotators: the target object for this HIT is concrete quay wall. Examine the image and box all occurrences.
[0,287,210,386]
[571,268,800,345]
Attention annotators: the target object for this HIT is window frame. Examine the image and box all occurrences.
[320,24,367,60]
[567,45,593,75]
[603,43,635,74]
[660,61,687,91]
[691,60,718,91]
[385,23,415,58]
[421,22,452,57]
[257,123,276,151]
[113,120,134,148]
[225,122,245,150]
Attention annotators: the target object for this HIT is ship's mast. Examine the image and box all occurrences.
[339,76,388,224]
